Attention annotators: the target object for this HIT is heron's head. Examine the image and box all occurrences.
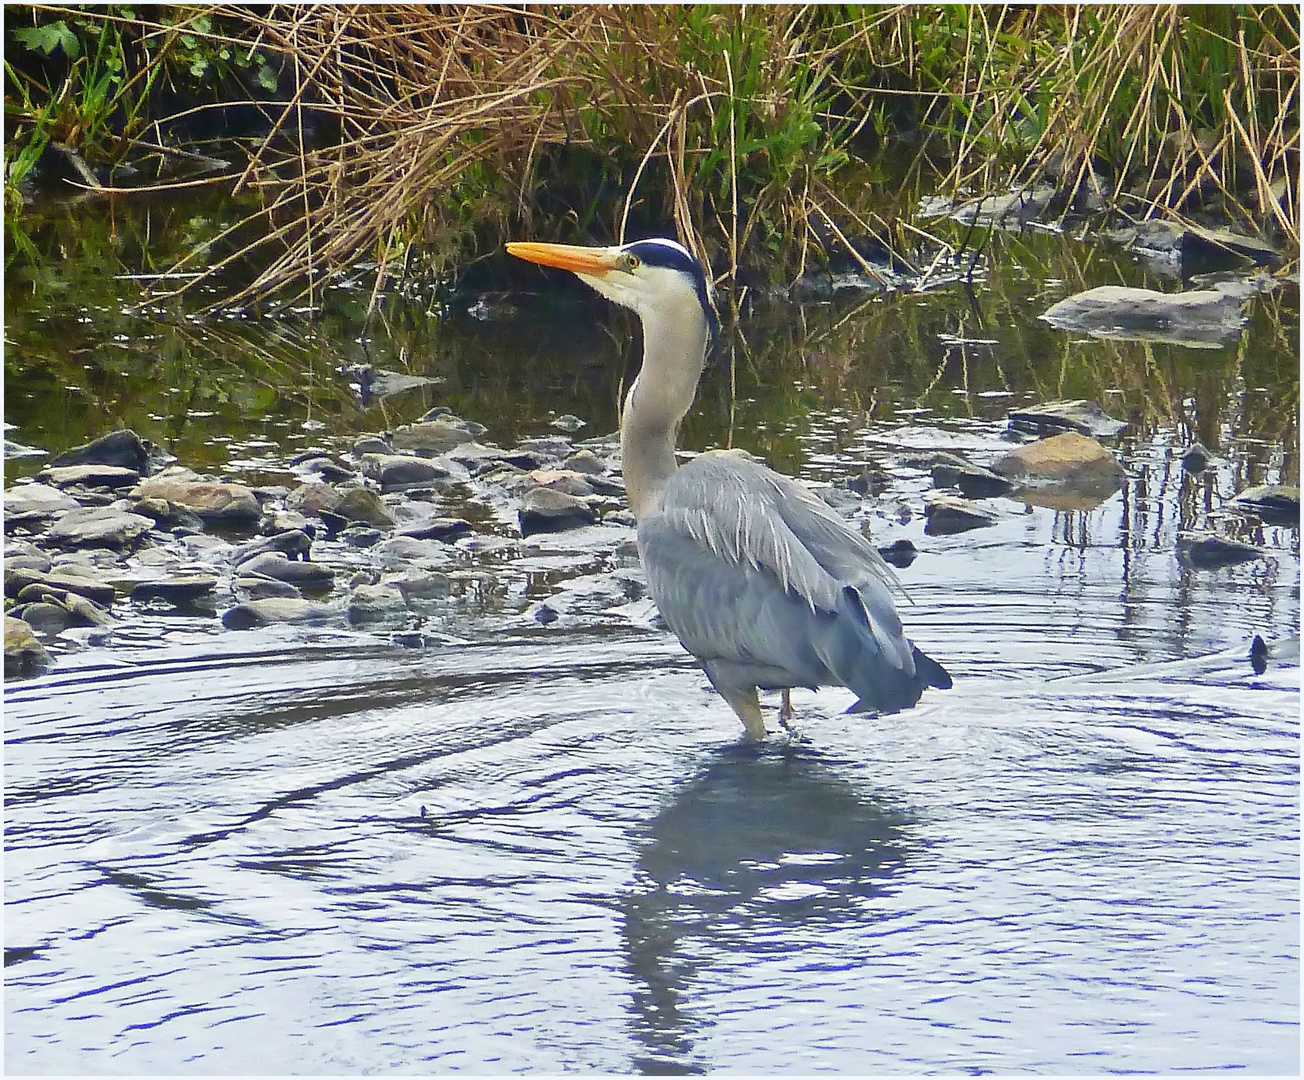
[507,238,718,347]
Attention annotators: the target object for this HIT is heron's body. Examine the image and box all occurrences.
[508,237,950,738]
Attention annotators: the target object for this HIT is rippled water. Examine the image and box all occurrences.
[5,198,1301,1072]
[7,429,1299,1073]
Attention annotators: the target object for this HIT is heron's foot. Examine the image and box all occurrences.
[776,689,806,742]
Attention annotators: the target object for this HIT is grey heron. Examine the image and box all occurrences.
[507,237,951,739]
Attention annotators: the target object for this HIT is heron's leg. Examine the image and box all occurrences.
[779,689,794,723]
[703,664,767,740]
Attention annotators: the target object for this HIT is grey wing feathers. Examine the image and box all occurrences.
[640,451,932,709]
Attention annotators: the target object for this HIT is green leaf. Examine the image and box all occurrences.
[190,57,209,79]
[12,21,81,60]
[257,63,279,92]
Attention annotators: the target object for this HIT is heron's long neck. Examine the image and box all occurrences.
[620,307,709,519]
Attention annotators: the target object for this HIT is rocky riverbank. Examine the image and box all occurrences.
[5,397,1295,680]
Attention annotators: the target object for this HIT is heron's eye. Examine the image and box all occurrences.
[620,252,641,272]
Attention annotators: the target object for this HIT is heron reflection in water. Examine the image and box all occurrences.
[508,238,950,739]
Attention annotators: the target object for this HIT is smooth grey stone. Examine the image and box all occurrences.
[391,569,452,600]
[1232,485,1299,527]
[237,552,335,590]
[15,602,71,636]
[334,487,397,528]
[131,574,220,603]
[346,583,409,624]
[359,453,456,493]
[5,615,52,677]
[398,516,473,543]
[930,453,1013,498]
[46,506,154,549]
[518,487,598,537]
[1039,285,1248,348]
[5,568,116,604]
[4,483,79,516]
[234,530,313,566]
[40,464,141,489]
[233,575,303,601]
[221,597,332,630]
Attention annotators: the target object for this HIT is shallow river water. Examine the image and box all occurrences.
[4,196,1301,1073]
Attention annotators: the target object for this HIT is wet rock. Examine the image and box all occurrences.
[15,601,71,636]
[391,569,452,600]
[346,583,408,624]
[131,574,220,603]
[1007,400,1128,440]
[130,496,207,533]
[374,536,455,570]
[49,428,150,473]
[391,419,479,455]
[264,509,316,535]
[1181,443,1214,475]
[532,602,559,625]
[237,552,335,591]
[235,529,313,565]
[5,567,117,605]
[286,481,344,516]
[922,185,1056,228]
[293,454,356,484]
[46,506,154,549]
[515,436,576,463]
[40,464,142,489]
[61,592,114,628]
[530,469,596,497]
[929,453,1013,498]
[1039,285,1248,348]
[5,616,52,677]
[519,487,599,536]
[334,487,397,528]
[398,516,473,543]
[1250,635,1269,675]
[359,453,456,493]
[1232,485,1299,527]
[845,467,891,498]
[1108,219,1282,270]
[923,494,999,536]
[134,475,261,525]
[233,574,303,601]
[416,408,487,437]
[340,525,384,548]
[352,434,392,457]
[6,553,52,575]
[559,449,606,475]
[550,414,587,433]
[4,483,80,517]
[221,597,332,630]
[1177,531,1264,569]
[992,432,1126,496]
[877,538,918,568]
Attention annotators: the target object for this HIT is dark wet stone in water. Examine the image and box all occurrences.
[237,552,335,591]
[1007,400,1128,439]
[40,464,142,489]
[1181,443,1214,474]
[50,428,150,473]
[559,449,605,475]
[923,495,999,536]
[359,453,456,493]
[234,529,313,566]
[233,574,303,601]
[534,603,559,625]
[4,615,52,678]
[340,525,384,548]
[845,468,891,497]
[399,516,473,543]
[1232,485,1299,527]
[929,453,1013,498]
[1108,219,1282,270]
[131,574,220,603]
[352,435,392,457]
[519,487,599,536]
[391,419,480,455]
[222,597,332,630]
[292,454,356,484]
[877,539,918,568]
[1250,635,1269,675]
[1176,531,1264,569]
[46,506,154,549]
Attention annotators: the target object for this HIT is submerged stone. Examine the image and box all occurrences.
[929,453,1013,498]
[221,597,332,630]
[346,583,409,624]
[1176,531,1265,569]
[1232,485,1299,527]
[334,487,397,528]
[131,574,220,603]
[237,552,335,591]
[1039,285,1249,348]
[923,494,999,536]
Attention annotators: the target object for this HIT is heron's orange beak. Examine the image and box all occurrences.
[506,241,621,274]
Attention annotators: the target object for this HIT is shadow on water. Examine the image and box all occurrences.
[622,742,914,1074]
